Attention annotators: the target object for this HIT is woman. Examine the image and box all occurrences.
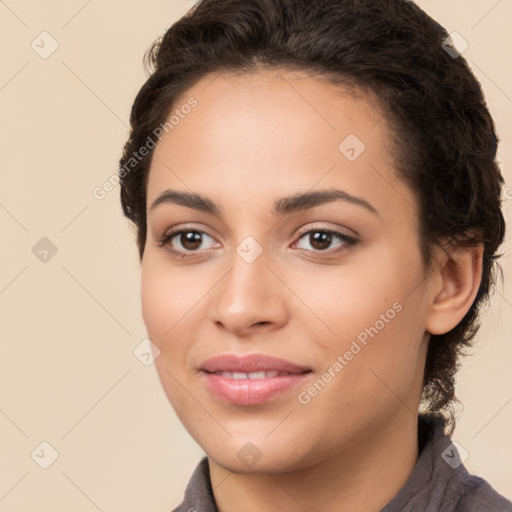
[118,0,512,510]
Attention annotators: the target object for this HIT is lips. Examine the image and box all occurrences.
[200,354,310,374]
[215,370,284,379]
[200,354,312,406]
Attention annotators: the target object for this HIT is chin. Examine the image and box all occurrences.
[194,429,320,475]
[208,449,306,475]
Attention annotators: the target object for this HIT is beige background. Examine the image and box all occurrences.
[0,0,511,510]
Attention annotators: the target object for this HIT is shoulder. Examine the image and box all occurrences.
[381,414,512,512]
[423,413,512,512]
[452,476,512,512]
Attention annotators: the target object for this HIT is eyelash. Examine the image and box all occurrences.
[157,226,357,259]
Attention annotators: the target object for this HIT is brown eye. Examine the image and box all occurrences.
[295,229,356,254]
[158,229,217,255]
[178,231,203,250]
[309,231,332,250]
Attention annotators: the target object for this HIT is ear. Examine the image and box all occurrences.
[425,240,484,336]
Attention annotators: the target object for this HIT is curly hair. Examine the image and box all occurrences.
[118,0,505,432]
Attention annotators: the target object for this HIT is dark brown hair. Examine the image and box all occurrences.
[119,0,505,431]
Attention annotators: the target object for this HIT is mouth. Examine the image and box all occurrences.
[211,370,298,379]
[199,354,312,406]
[200,353,311,374]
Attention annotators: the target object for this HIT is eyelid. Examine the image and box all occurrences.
[293,222,358,241]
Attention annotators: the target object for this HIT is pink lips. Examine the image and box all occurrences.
[200,354,312,406]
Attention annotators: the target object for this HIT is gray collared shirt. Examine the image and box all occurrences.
[172,414,512,511]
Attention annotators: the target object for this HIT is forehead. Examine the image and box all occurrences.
[146,69,415,224]
[159,68,388,162]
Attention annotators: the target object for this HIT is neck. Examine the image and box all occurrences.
[209,410,420,512]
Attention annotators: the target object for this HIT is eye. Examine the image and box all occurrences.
[293,229,356,253]
[157,229,217,256]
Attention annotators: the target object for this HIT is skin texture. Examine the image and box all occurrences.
[141,69,483,512]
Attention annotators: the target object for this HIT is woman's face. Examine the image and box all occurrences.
[141,69,433,473]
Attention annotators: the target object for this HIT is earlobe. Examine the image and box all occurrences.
[425,242,484,336]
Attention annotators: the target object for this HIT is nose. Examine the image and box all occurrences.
[209,249,288,337]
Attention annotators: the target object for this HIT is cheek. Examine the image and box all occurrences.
[140,256,168,340]
[140,253,198,412]
[140,251,220,390]
[292,246,426,398]
[140,251,201,341]
[290,259,406,348]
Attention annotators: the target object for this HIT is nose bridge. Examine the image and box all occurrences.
[210,236,287,333]
[221,242,272,308]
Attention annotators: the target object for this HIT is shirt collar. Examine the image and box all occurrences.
[172,413,480,512]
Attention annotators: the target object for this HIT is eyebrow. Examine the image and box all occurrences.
[149,188,379,216]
